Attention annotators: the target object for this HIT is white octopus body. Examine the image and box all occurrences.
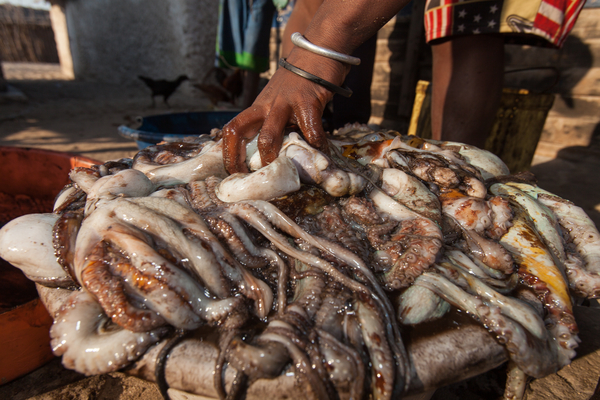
[0,213,72,287]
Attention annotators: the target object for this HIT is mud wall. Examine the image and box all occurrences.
[60,0,217,91]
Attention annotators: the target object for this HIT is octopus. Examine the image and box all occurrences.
[1,126,599,400]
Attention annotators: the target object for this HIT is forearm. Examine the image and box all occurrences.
[284,0,412,86]
[304,0,411,55]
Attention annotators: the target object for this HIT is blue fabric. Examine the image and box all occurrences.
[217,0,276,72]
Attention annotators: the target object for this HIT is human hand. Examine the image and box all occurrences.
[221,50,348,174]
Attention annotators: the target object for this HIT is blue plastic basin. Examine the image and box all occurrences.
[118,111,239,149]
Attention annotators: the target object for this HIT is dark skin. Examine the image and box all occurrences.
[221,0,409,174]
[221,0,506,173]
[431,34,504,149]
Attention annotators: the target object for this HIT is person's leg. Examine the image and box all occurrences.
[239,0,275,108]
[332,33,377,128]
[430,34,504,148]
[242,70,260,108]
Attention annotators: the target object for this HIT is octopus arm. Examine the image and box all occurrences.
[127,197,273,318]
[444,249,518,293]
[457,224,515,275]
[438,141,510,179]
[227,202,369,296]
[355,300,395,400]
[316,328,365,400]
[114,198,231,298]
[69,167,100,193]
[50,290,168,376]
[415,272,560,378]
[563,253,600,298]
[486,196,514,240]
[103,230,244,329]
[84,169,155,215]
[133,141,228,186]
[74,203,247,329]
[490,183,566,267]
[380,168,442,225]
[440,195,492,235]
[53,210,83,283]
[230,199,407,372]
[499,215,579,366]
[53,184,86,213]
[224,336,290,382]
[259,332,331,400]
[369,188,443,290]
[514,183,600,276]
[504,361,528,400]
[435,262,546,340]
[397,284,450,325]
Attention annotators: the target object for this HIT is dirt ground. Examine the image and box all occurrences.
[1,62,600,400]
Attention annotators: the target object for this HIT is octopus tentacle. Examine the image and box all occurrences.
[397,284,450,325]
[260,331,331,400]
[454,223,515,275]
[231,203,410,391]
[437,140,509,179]
[498,212,579,367]
[133,140,228,186]
[53,210,84,283]
[69,167,100,193]
[80,241,168,332]
[380,168,441,225]
[415,272,560,378]
[53,184,87,213]
[75,201,248,329]
[491,183,566,267]
[233,197,412,391]
[124,197,274,319]
[435,262,546,339]
[50,290,168,376]
[510,182,600,298]
[563,253,600,298]
[504,361,528,400]
[369,189,443,290]
[316,328,365,400]
[355,299,395,400]
[445,249,518,293]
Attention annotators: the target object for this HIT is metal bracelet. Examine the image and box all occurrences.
[291,32,361,66]
[278,58,353,98]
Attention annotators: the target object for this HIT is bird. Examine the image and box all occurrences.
[138,75,189,108]
[194,67,244,107]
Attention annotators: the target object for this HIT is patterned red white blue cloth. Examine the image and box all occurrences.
[424,0,586,48]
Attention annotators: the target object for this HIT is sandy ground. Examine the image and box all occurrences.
[1,62,600,400]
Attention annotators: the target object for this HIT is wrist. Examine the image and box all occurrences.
[285,47,350,88]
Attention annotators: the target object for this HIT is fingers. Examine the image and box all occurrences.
[257,106,289,167]
[222,109,264,174]
[293,101,329,155]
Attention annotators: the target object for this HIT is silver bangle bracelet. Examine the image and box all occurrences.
[291,32,361,66]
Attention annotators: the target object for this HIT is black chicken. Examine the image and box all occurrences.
[138,75,189,108]
[194,67,244,107]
